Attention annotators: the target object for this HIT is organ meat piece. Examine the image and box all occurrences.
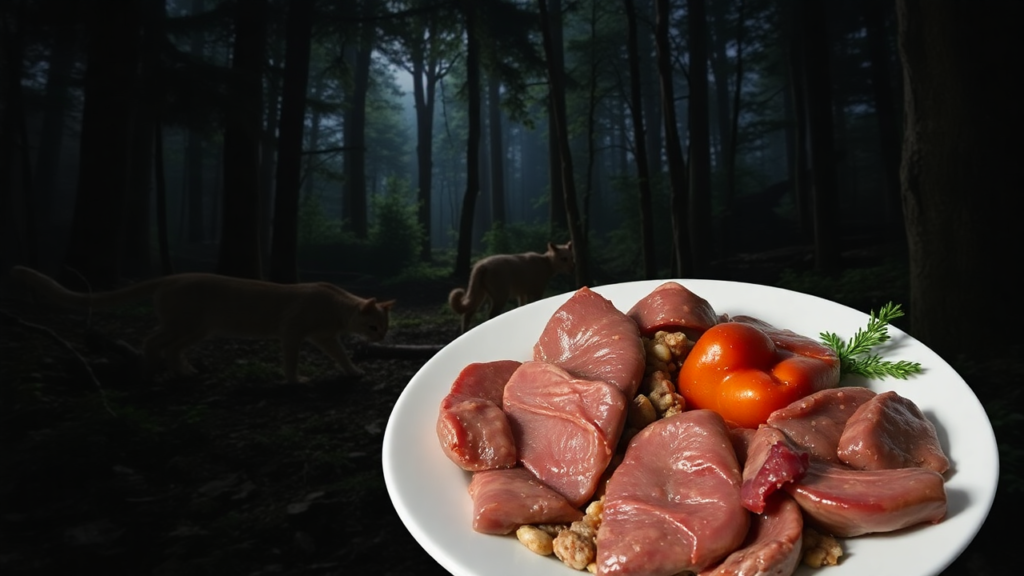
[837,390,950,473]
[740,426,809,514]
[596,410,749,576]
[784,461,947,537]
[700,493,804,576]
[437,360,521,471]
[534,286,646,398]
[733,315,843,367]
[503,361,628,507]
[766,387,876,463]
[626,281,718,341]
[467,467,583,535]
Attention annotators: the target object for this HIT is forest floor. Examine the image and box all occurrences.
[0,256,1017,576]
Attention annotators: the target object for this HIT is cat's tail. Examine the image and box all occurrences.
[448,267,487,317]
[10,266,165,310]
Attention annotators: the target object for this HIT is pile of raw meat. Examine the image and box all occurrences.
[435,282,948,575]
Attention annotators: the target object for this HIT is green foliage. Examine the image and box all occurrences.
[480,221,552,257]
[368,177,425,276]
[776,258,910,312]
[820,302,923,380]
[298,195,347,247]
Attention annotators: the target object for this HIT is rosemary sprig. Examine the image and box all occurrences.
[819,302,923,380]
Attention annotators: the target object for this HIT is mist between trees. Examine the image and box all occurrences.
[2,0,1020,360]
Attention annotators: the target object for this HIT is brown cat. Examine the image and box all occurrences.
[10,266,395,383]
[448,241,574,333]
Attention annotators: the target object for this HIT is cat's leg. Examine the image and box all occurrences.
[160,329,206,378]
[309,335,362,377]
[280,337,305,384]
[488,287,509,319]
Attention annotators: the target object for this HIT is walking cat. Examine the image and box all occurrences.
[10,266,394,383]
[448,241,574,333]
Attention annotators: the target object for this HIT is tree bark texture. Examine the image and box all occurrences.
[687,0,712,276]
[624,0,657,279]
[216,0,266,279]
[896,0,1023,359]
[270,0,315,284]
[453,0,481,278]
[539,0,589,287]
[654,0,690,276]
[62,0,141,288]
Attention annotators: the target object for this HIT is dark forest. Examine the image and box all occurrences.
[0,0,1020,575]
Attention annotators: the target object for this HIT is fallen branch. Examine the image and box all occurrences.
[0,310,116,416]
[351,342,444,360]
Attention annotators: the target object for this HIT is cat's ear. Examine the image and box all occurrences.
[361,298,395,312]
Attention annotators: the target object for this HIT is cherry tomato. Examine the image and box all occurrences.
[677,320,840,429]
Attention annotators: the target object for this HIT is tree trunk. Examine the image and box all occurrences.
[269,0,314,284]
[32,14,77,262]
[538,0,589,287]
[545,0,568,239]
[863,0,903,242]
[1,7,35,268]
[654,0,690,276]
[342,13,373,240]
[797,0,840,271]
[453,0,482,278]
[216,0,266,279]
[896,0,1022,359]
[687,0,712,276]
[154,121,173,275]
[411,30,438,261]
[185,0,206,244]
[62,0,141,289]
[624,0,657,280]
[488,75,506,226]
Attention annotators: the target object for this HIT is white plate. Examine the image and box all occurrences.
[382,280,999,576]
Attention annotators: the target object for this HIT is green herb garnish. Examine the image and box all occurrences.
[820,302,923,379]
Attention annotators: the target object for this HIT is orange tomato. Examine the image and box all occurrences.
[677,320,840,429]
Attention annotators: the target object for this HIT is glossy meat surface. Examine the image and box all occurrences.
[534,286,646,398]
[437,360,522,471]
[503,361,628,507]
[596,410,749,576]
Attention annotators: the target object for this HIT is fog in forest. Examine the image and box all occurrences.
[1,0,909,287]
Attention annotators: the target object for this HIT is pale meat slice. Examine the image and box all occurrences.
[467,467,583,535]
[626,281,718,340]
[784,461,947,537]
[837,390,950,473]
[533,286,646,398]
[437,360,521,471]
[700,493,804,576]
[766,386,877,463]
[503,361,628,508]
[595,410,750,576]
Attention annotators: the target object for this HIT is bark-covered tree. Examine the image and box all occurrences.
[796,0,840,271]
[863,0,902,241]
[545,0,568,239]
[378,0,459,261]
[623,0,657,279]
[342,1,374,240]
[539,0,589,287]
[0,2,35,269]
[216,0,266,279]
[269,0,314,283]
[453,0,482,278]
[687,0,712,276]
[896,0,1023,359]
[61,0,141,288]
[654,0,690,276]
[31,1,79,263]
